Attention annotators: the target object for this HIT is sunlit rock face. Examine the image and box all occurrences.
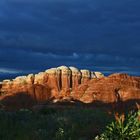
[91,72,96,79]
[57,66,71,92]
[0,66,103,102]
[79,73,140,103]
[34,72,47,85]
[80,69,91,84]
[94,72,104,78]
[0,66,140,109]
[69,67,81,89]
[45,68,61,91]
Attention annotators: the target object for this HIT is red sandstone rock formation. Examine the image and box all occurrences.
[69,67,81,90]
[78,74,140,103]
[0,66,140,109]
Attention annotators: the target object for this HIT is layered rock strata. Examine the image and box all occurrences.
[0,66,140,109]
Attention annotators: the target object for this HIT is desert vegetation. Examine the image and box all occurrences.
[95,110,140,140]
[0,107,112,140]
[0,106,140,140]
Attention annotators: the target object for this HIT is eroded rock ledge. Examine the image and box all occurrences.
[0,66,140,109]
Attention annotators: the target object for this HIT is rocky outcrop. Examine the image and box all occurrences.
[80,69,91,84]
[94,72,104,78]
[57,66,71,92]
[0,66,99,100]
[0,66,140,110]
[78,73,140,103]
[69,67,81,89]
[45,68,61,95]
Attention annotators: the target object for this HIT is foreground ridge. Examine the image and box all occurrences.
[0,66,140,109]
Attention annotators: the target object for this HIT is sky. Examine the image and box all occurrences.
[0,0,140,79]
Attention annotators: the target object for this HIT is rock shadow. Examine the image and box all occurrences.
[0,92,37,110]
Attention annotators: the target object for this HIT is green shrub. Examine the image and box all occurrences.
[0,107,112,140]
[95,110,140,140]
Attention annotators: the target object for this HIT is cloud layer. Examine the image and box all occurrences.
[0,0,140,76]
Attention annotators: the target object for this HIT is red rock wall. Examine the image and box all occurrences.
[0,66,140,108]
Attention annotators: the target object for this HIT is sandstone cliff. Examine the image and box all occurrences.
[0,66,140,109]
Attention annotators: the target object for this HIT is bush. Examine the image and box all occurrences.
[95,110,140,140]
[0,107,112,140]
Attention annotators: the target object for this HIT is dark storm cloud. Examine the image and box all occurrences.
[0,0,140,76]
